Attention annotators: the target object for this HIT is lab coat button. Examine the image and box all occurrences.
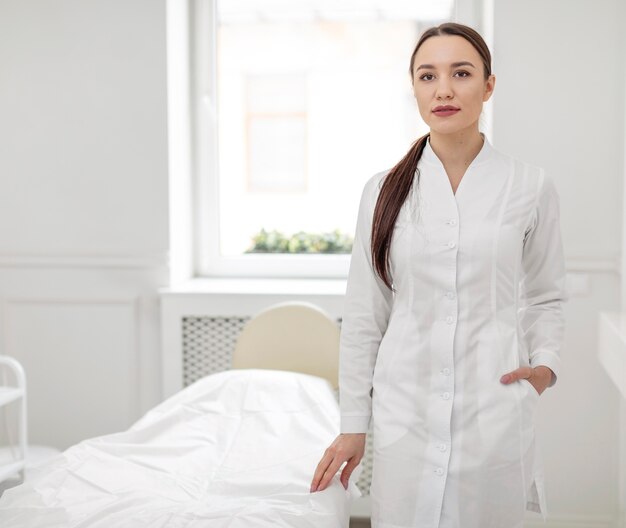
[449,219,457,226]
[442,392,451,400]
[445,316,454,324]
[447,240,456,248]
[446,291,455,299]
[442,368,451,376]
[435,467,444,476]
[438,443,447,452]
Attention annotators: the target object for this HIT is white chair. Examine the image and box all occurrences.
[0,357,61,497]
[0,356,27,486]
[231,301,340,388]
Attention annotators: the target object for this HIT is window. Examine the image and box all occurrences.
[245,73,307,194]
[181,0,480,278]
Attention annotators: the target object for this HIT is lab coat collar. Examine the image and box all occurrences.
[422,132,494,168]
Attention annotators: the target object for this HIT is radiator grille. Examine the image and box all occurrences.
[181,315,373,496]
[182,316,248,385]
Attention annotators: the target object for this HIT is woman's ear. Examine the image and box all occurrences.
[483,74,496,102]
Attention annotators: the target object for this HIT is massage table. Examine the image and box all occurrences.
[0,369,359,527]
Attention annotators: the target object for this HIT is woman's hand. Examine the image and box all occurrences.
[500,365,554,396]
[310,433,366,493]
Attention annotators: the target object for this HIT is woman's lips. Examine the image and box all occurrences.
[433,109,460,117]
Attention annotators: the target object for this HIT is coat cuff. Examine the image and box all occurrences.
[340,415,371,433]
[530,349,561,387]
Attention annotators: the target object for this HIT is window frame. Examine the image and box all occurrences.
[171,0,490,281]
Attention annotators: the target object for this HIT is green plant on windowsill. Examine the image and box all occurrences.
[245,228,353,254]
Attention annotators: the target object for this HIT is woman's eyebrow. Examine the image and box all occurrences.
[415,61,476,71]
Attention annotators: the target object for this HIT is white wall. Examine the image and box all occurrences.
[0,0,169,448]
[1,0,625,525]
[492,0,625,525]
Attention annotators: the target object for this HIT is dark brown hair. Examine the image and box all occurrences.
[371,22,492,292]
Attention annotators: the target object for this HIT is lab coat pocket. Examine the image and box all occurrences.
[520,378,540,400]
[518,378,539,454]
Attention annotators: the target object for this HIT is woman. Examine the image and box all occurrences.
[309,22,568,528]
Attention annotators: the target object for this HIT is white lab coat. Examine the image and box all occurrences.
[339,133,568,528]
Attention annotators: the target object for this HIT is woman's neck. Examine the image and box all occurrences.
[428,129,485,169]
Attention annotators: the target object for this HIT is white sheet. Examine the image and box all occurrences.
[0,369,359,527]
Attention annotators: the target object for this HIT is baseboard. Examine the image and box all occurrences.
[524,514,618,528]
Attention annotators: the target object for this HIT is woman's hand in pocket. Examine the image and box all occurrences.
[310,433,366,492]
[500,365,553,396]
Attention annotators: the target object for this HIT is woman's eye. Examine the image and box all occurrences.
[418,70,470,82]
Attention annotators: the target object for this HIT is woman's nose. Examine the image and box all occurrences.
[435,79,454,99]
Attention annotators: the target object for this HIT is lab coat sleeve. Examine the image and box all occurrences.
[339,174,394,434]
[518,170,569,388]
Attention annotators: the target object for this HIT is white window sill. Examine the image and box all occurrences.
[598,311,626,400]
[158,277,348,297]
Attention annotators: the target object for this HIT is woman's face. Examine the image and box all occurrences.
[411,35,495,137]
